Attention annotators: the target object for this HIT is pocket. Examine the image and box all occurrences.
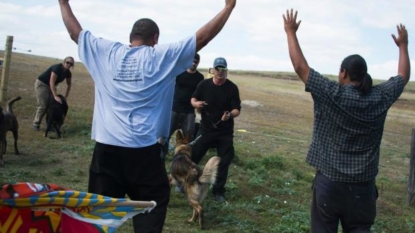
[313,173,341,217]
[314,173,340,202]
[351,184,377,223]
[352,184,376,201]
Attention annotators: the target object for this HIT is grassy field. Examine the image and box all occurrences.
[1,51,415,232]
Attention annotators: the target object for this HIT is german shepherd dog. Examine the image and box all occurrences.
[0,96,21,167]
[169,130,220,229]
[45,94,68,138]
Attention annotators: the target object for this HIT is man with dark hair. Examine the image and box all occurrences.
[191,57,241,202]
[58,0,237,232]
[283,9,410,232]
[162,53,204,159]
[129,18,160,42]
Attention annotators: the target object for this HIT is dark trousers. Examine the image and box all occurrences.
[191,128,234,195]
[311,171,378,233]
[88,142,170,233]
[163,111,196,156]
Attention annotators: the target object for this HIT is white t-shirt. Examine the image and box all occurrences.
[78,30,196,148]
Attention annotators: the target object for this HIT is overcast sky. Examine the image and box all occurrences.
[0,0,414,80]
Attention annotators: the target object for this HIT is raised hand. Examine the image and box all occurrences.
[58,0,82,43]
[283,9,301,34]
[225,0,236,9]
[392,24,409,47]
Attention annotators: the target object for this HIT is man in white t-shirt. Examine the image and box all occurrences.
[58,0,237,232]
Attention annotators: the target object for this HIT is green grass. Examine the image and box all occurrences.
[1,51,415,232]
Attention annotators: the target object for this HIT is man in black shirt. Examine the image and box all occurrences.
[163,53,204,158]
[191,57,241,202]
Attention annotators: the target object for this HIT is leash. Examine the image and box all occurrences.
[187,135,202,147]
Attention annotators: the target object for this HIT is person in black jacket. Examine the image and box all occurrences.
[163,53,204,158]
[191,57,241,202]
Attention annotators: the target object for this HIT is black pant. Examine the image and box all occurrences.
[311,171,378,233]
[88,142,170,233]
[191,128,234,195]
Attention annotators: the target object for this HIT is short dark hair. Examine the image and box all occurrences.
[129,18,159,43]
[194,53,200,61]
[341,54,373,95]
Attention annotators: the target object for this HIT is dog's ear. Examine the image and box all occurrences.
[175,130,184,145]
[183,131,191,144]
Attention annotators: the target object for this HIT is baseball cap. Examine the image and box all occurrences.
[213,57,227,68]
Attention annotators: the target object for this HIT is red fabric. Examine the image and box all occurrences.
[0,206,61,233]
[60,213,103,233]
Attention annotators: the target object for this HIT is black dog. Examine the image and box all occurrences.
[44,94,68,138]
[0,96,21,167]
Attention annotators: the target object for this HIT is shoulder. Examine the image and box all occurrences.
[202,78,213,84]
[195,71,205,79]
[198,78,212,87]
[155,35,195,53]
[225,79,238,87]
[51,63,63,72]
[176,71,186,78]
[52,63,62,68]
[306,68,336,92]
[375,75,405,96]
[381,75,405,87]
[308,69,329,83]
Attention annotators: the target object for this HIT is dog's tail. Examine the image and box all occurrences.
[199,156,220,184]
[6,96,22,115]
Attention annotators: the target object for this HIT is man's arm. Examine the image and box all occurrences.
[195,0,236,52]
[392,24,411,85]
[221,109,240,121]
[58,0,82,44]
[283,9,310,84]
[229,109,240,118]
[65,77,72,100]
[49,72,62,104]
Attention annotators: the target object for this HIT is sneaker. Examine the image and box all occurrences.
[214,194,226,202]
[33,125,40,131]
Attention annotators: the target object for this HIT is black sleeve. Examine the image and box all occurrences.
[192,79,205,99]
[229,83,241,111]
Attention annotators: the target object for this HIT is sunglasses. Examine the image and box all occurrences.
[65,61,74,66]
[215,67,228,72]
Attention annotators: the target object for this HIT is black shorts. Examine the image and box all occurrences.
[88,142,170,233]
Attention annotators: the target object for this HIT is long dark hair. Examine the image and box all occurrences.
[340,54,373,95]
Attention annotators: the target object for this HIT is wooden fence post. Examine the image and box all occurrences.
[0,35,14,102]
[407,128,415,206]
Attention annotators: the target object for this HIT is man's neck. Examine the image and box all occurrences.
[130,39,153,47]
[187,69,197,74]
[213,77,227,86]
